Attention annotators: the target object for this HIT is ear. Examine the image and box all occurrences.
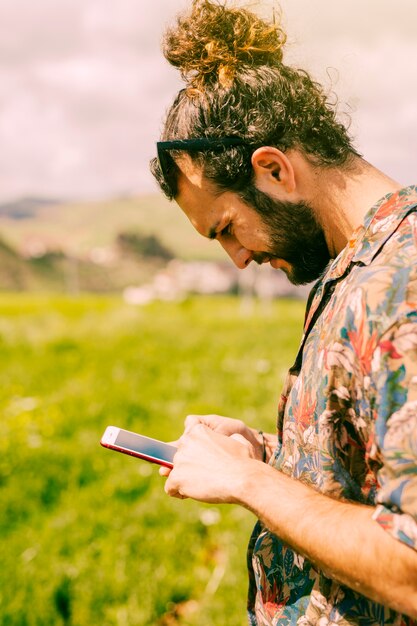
[251,147,296,195]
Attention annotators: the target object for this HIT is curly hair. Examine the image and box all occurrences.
[150,0,359,199]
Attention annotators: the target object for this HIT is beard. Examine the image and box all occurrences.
[239,183,331,285]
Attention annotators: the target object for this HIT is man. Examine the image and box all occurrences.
[150,0,417,623]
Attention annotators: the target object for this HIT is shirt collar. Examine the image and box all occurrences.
[324,184,417,282]
[303,185,417,333]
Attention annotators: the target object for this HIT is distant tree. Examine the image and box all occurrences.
[116,231,174,260]
[29,250,66,266]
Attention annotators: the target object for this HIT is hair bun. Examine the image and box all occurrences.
[163,0,287,91]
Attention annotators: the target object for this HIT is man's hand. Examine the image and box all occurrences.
[184,414,265,455]
[159,413,271,478]
[163,423,255,503]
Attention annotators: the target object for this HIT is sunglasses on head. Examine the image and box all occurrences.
[156,136,247,197]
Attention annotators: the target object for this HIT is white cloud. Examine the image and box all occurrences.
[0,0,416,200]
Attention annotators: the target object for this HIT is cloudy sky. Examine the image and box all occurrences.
[0,0,416,202]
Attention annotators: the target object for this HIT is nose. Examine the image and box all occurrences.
[220,238,252,269]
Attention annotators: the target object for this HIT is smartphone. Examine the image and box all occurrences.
[100,426,177,468]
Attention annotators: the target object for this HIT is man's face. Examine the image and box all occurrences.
[240,182,331,284]
[176,160,331,285]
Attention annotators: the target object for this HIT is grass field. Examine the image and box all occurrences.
[0,294,305,626]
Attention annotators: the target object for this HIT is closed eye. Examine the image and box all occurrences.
[219,223,233,238]
[208,221,233,241]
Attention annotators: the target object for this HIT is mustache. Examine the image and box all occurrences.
[252,251,272,265]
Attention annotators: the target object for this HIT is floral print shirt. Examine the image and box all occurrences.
[247,186,417,626]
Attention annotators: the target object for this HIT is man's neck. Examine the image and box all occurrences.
[311,157,402,258]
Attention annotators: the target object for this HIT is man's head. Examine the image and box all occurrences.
[174,148,331,284]
[150,0,359,283]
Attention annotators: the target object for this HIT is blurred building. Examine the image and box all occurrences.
[123,259,309,304]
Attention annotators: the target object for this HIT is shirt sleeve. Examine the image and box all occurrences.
[369,313,417,550]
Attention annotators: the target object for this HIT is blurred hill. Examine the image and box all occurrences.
[0,238,29,289]
[0,232,173,293]
[0,194,222,261]
[0,197,62,219]
[0,194,223,293]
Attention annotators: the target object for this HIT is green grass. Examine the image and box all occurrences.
[0,294,305,626]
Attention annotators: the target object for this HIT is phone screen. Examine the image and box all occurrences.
[115,430,176,465]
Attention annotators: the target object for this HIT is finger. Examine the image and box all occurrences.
[159,466,171,477]
[183,422,210,443]
[184,414,203,433]
[230,433,251,448]
[164,475,188,499]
